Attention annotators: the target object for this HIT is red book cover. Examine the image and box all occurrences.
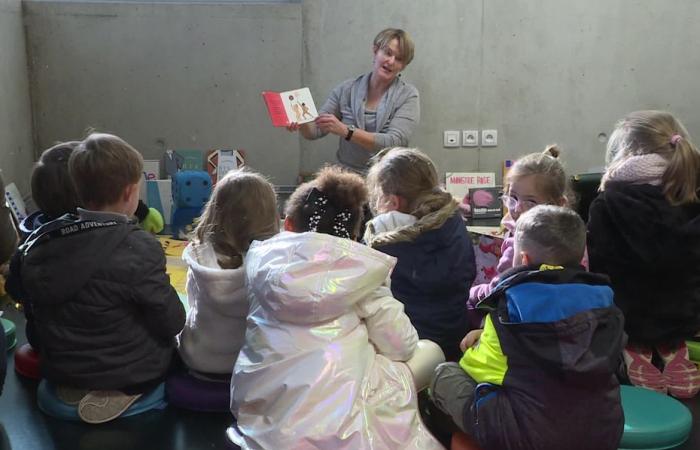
[262,87,318,127]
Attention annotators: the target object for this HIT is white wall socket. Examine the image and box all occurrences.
[462,130,479,147]
[443,130,460,147]
[482,129,498,147]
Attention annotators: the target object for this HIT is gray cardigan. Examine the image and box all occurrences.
[314,72,420,172]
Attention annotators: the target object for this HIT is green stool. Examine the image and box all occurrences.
[1,318,16,352]
[686,340,700,364]
[620,385,692,450]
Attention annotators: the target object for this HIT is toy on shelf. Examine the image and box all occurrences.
[171,170,212,239]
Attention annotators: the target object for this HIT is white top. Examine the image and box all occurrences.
[177,241,247,374]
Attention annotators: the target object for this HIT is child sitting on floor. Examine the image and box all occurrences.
[364,147,476,361]
[230,166,444,450]
[468,145,586,308]
[588,110,700,398]
[177,169,279,378]
[9,133,185,423]
[431,205,625,450]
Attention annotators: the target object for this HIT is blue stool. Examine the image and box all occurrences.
[1,318,16,352]
[37,380,167,421]
[619,385,692,450]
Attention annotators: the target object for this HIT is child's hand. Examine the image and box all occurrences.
[460,329,483,352]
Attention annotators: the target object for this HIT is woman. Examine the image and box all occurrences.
[290,28,420,173]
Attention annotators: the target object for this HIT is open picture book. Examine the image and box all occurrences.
[262,87,318,127]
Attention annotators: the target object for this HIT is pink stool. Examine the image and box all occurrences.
[14,343,41,380]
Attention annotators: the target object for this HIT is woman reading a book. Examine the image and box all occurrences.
[289,28,420,173]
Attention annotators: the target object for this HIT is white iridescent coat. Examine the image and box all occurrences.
[230,231,444,450]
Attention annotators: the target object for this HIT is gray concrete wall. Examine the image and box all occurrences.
[0,0,35,196]
[302,0,700,182]
[21,0,700,186]
[24,1,302,185]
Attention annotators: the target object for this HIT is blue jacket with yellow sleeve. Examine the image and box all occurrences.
[459,264,626,450]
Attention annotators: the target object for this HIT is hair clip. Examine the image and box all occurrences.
[305,187,328,233]
[670,134,683,147]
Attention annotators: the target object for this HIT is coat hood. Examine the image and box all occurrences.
[483,265,625,377]
[20,216,131,306]
[182,241,247,317]
[245,231,397,325]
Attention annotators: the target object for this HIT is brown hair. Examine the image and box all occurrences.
[193,169,279,269]
[515,205,586,267]
[507,144,571,205]
[373,28,415,66]
[285,165,367,240]
[69,133,143,209]
[367,147,456,219]
[31,141,81,219]
[605,110,700,205]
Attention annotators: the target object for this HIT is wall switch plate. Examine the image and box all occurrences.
[443,130,460,147]
[482,129,498,147]
[462,130,479,147]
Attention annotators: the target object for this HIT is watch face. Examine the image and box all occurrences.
[348,125,355,132]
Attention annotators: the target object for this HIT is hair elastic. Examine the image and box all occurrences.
[670,134,683,147]
[304,187,353,239]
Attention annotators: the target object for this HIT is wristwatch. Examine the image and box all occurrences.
[345,124,355,141]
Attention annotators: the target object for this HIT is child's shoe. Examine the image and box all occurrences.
[78,390,142,424]
[623,345,667,394]
[56,385,89,405]
[658,342,700,399]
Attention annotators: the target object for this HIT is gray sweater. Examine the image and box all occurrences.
[314,72,420,172]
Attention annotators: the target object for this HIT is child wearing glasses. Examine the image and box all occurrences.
[468,145,579,308]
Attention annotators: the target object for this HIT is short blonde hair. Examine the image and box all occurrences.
[605,110,700,205]
[69,133,143,209]
[373,28,415,66]
[515,205,585,267]
[193,169,279,269]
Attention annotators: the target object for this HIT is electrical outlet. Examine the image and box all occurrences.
[482,129,498,147]
[462,130,479,147]
[443,130,460,148]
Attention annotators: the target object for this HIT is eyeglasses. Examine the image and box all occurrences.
[500,194,538,211]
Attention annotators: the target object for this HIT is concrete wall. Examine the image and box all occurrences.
[302,0,700,182]
[0,0,35,195]
[24,1,302,185]
[21,0,700,186]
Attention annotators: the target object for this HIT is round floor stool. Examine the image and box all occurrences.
[619,385,692,450]
[451,431,483,450]
[686,340,700,364]
[37,381,167,422]
[165,371,230,412]
[1,318,16,351]
[14,343,41,379]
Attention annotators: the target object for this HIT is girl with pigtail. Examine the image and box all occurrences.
[588,110,700,398]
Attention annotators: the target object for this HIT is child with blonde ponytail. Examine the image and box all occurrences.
[588,110,700,398]
[364,147,476,361]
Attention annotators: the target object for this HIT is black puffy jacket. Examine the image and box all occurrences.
[12,214,185,389]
